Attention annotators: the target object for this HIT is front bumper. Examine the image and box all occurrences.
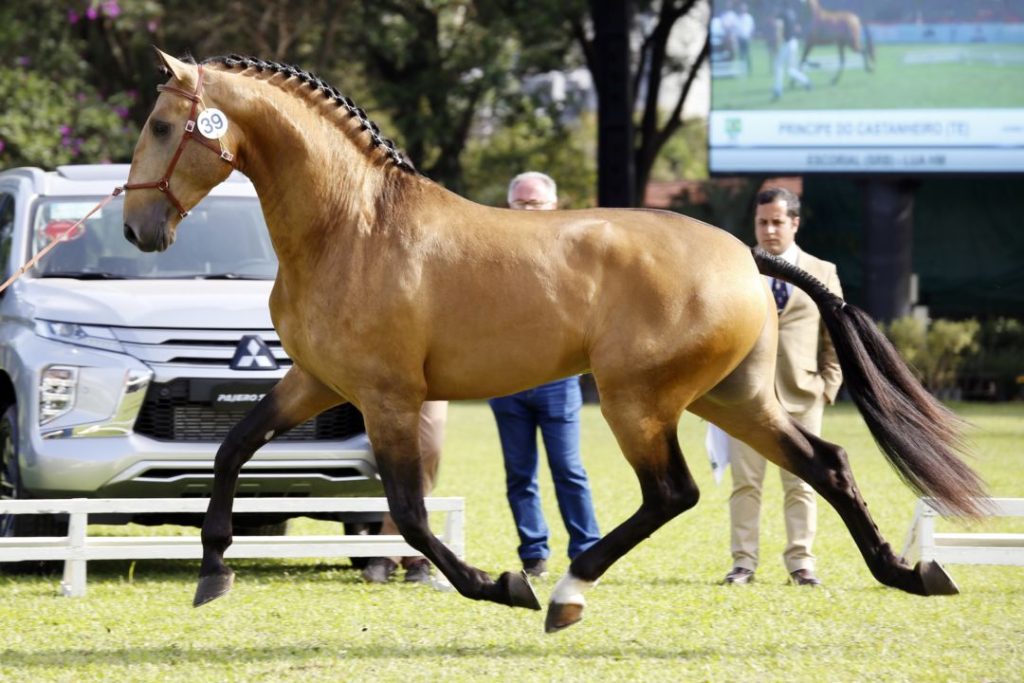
[23,429,381,498]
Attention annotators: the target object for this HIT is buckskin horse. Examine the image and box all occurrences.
[800,0,876,84]
[122,50,985,632]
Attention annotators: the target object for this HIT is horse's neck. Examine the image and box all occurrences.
[223,80,392,265]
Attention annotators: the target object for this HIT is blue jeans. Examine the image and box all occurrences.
[489,378,601,561]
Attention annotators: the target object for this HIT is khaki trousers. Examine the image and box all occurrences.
[379,400,448,566]
[728,402,823,573]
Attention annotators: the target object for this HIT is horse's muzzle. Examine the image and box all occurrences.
[123,223,139,247]
[123,219,172,253]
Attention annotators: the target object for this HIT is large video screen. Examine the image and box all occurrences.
[709,1,1024,174]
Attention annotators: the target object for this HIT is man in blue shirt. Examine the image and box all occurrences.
[489,172,602,579]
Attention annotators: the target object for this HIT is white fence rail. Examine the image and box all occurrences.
[902,497,1024,567]
[0,497,465,597]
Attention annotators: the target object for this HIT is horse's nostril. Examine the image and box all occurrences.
[123,223,137,245]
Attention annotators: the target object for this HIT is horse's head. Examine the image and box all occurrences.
[123,49,237,252]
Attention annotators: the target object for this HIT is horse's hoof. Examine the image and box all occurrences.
[545,602,584,633]
[498,570,541,610]
[917,560,959,596]
[193,569,235,607]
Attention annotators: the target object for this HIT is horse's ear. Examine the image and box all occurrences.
[153,47,195,84]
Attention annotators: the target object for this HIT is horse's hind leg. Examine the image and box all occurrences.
[691,396,958,597]
[790,424,958,595]
[832,43,846,84]
[194,366,341,607]
[546,392,699,632]
[362,397,540,611]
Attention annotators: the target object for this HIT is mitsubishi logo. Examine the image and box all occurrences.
[230,335,278,370]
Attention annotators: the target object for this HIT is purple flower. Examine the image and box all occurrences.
[59,124,72,136]
[114,105,129,119]
[101,1,120,18]
[76,93,88,102]
[0,139,5,154]
[68,9,80,24]
[16,56,30,67]
[125,89,138,101]
[86,5,98,20]
[147,19,159,33]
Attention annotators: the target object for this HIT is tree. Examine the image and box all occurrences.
[0,1,142,166]
[346,1,527,192]
[2,0,709,200]
[572,0,710,204]
[462,110,597,208]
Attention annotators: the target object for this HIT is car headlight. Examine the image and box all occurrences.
[34,320,125,354]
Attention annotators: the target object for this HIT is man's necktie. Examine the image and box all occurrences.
[772,277,789,314]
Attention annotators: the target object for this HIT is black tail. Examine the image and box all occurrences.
[752,248,987,518]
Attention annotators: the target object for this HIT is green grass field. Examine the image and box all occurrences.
[3,402,1023,681]
[712,42,1024,110]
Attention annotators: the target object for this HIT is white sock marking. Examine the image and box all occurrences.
[550,572,597,607]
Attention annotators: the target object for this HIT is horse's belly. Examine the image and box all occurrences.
[422,326,588,400]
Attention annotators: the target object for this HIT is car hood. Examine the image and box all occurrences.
[18,279,275,328]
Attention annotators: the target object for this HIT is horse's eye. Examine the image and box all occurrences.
[151,120,171,138]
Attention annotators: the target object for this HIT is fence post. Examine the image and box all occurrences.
[443,502,466,559]
[60,503,88,598]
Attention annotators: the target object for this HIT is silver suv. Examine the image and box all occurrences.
[0,164,381,539]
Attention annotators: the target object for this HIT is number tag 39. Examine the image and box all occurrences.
[196,109,229,139]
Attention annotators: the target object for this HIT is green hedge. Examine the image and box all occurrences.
[883,316,1024,401]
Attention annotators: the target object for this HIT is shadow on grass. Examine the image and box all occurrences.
[79,558,366,581]
[0,640,721,668]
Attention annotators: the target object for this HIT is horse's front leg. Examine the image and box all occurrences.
[544,394,700,633]
[364,400,540,611]
[194,366,341,607]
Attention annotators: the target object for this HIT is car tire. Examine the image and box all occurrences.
[0,403,68,574]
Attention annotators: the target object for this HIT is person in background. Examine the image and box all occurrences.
[361,400,448,584]
[737,2,756,76]
[773,0,812,100]
[720,186,843,587]
[721,0,740,60]
[488,171,602,579]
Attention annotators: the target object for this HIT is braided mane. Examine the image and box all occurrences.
[194,54,417,174]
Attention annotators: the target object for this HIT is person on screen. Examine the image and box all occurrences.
[773,0,812,100]
[721,1,740,61]
[737,3,756,76]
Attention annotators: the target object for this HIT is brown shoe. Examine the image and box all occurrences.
[723,567,755,585]
[403,559,432,584]
[789,568,822,586]
[361,557,397,584]
[522,558,549,578]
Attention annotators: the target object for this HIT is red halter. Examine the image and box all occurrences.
[123,65,235,218]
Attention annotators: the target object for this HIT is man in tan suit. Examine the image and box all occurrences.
[722,186,843,587]
[361,400,448,584]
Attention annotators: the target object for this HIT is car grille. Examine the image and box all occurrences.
[134,379,365,442]
[112,326,291,369]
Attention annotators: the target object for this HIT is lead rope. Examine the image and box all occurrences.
[0,186,124,295]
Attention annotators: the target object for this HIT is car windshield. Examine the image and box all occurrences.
[31,196,277,280]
